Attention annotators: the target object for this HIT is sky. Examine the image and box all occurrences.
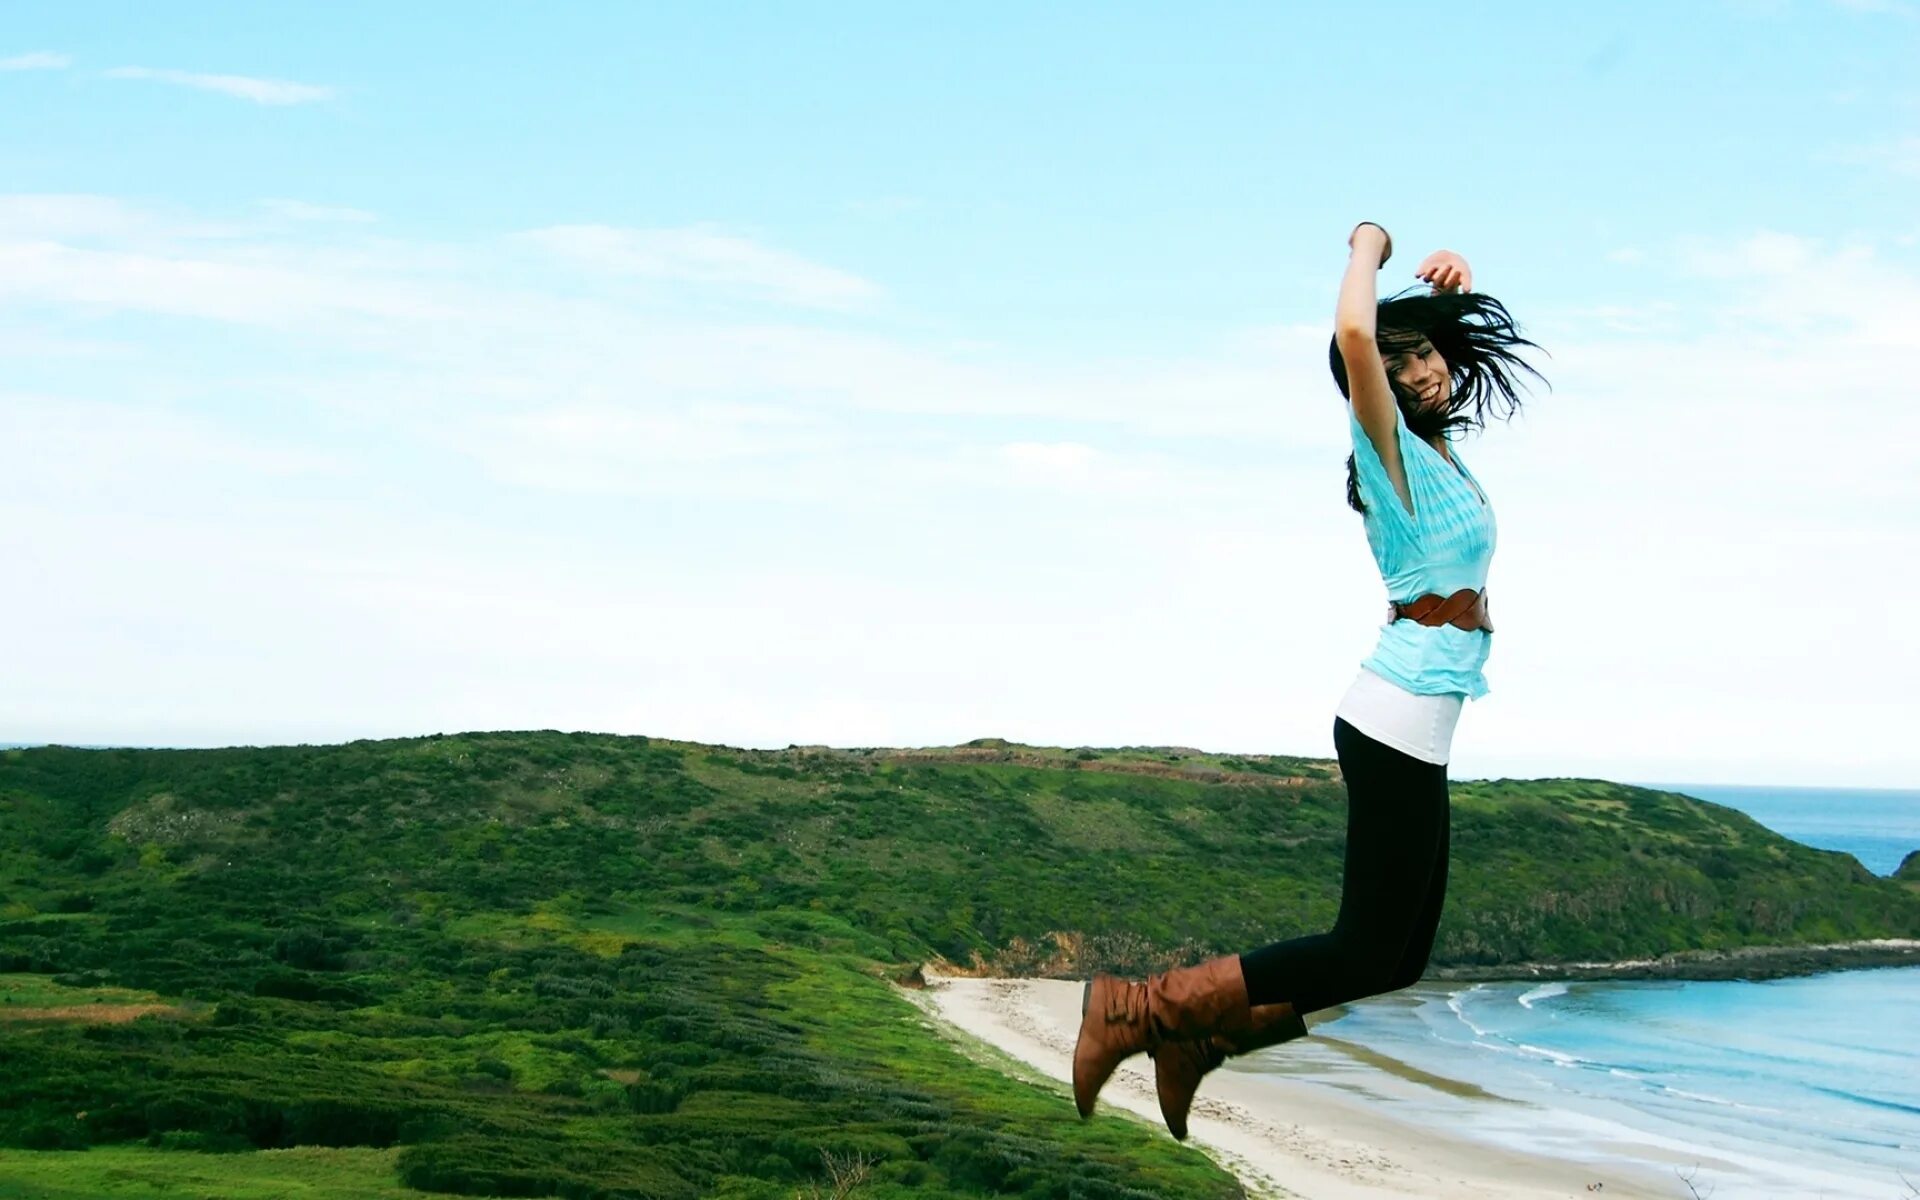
[2,1,1917,787]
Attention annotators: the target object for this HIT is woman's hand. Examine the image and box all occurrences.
[1349,222,1392,266]
[1416,250,1472,293]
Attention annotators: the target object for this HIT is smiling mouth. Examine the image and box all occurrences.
[1420,385,1440,402]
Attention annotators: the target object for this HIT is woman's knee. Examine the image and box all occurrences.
[1330,934,1412,999]
[1385,946,1433,991]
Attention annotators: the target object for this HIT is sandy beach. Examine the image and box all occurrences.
[901,968,1732,1200]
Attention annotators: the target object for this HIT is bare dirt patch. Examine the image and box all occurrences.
[0,1002,185,1024]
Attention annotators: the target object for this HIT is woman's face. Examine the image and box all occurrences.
[1382,337,1451,412]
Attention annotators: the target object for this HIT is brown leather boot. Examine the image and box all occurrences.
[1150,1002,1307,1139]
[1072,954,1254,1118]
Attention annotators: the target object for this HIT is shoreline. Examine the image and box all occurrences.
[1427,937,1920,982]
[901,967,1697,1200]
[940,937,1920,987]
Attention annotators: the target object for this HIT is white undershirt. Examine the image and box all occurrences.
[1334,666,1465,766]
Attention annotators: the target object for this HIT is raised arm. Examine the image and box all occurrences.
[1333,223,1410,513]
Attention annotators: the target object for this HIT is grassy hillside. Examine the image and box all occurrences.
[1,732,1915,1198]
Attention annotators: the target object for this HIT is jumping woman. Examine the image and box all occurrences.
[1071,220,1547,1139]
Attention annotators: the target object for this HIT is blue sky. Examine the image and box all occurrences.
[3,1,1918,786]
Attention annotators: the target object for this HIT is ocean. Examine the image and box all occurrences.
[1244,783,1920,1198]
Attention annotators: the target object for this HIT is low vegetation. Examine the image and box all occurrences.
[1,732,1913,1197]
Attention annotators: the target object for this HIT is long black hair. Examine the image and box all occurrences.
[1328,289,1549,514]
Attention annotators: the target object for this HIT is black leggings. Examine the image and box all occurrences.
[1238,716,1450,1015]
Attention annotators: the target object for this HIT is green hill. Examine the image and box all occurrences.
[1,732,1915,1199]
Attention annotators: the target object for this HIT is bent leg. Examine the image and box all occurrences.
[1239,717,1449,1014]
[1385,796,1450,990]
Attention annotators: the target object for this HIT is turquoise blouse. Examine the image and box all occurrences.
[1348,403,1498,699]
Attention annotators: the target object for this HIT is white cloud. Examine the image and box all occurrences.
[1826,0,1915,13]
[0,239,457,326]
[987,441,1178,494]
[0,194,1329,441]
[523,223,882,309]
[261,199,377,223]
[999,440,1100,480]
[1824,135,1920,178]
[103,66,333,106]
[3,198,1917,784]
[846,195,925,217]
[0,195,151,240]
[0,394,338,488]
[0,194,267,243]
[445,401,851,494]
[1,51,70,71]
[1669,229,1920,345]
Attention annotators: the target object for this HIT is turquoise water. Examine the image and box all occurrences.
[1255,784,1920,1196]
[1298,970,1920,1196]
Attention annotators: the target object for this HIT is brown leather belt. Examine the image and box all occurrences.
[1388,588,1492,633]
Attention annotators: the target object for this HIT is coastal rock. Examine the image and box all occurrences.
[1430,938,1920,982]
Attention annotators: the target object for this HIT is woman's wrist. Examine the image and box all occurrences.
[1349,222,1392,266]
